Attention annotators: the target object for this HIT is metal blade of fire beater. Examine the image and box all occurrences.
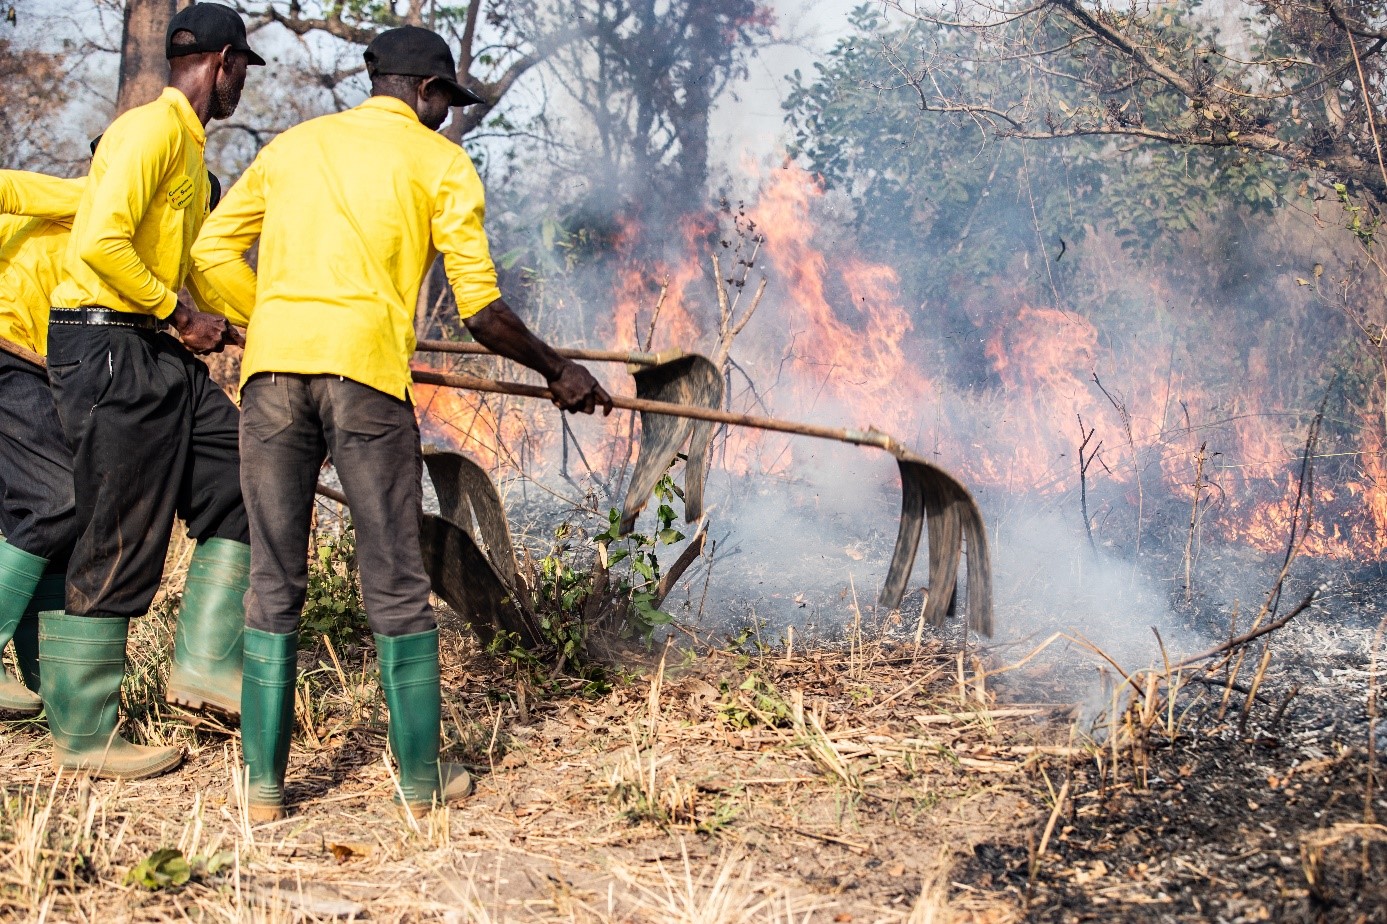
[883,453,993,635]
[621,354,724,533]
[959,488,994,637]
[422,447,520,586]
[315,467,542,646]
[419,514,541,649]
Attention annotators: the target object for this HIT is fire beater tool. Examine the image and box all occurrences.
[314,449,544,648]
[0,335,46,368]
[409,366,994,635]
[416,340,725,530]
[416,339,684,367]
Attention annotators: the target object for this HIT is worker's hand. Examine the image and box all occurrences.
[170,301,234,354]
[548,361,613,416]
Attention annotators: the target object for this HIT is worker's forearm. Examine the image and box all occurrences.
[80,234,178,317]
[190,260,257,327]
[0,172,83,222]
[461,298,566,380]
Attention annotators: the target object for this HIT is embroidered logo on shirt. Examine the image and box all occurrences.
[167,176,195,210]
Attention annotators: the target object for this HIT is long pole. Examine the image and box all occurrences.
[410,368,902,453]
[0,336,46,368]
[415,339,678,366]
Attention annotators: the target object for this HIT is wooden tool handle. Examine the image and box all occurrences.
[409,368,899,451]
[415,339,681,367]
[0,335,46,369]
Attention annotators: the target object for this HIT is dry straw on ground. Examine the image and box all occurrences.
[0,578,1068,923]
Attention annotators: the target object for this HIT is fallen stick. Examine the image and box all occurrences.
[1037,778,1070,859]
[652,528,707,606]
[1172,589,1317,671]
[913,707,1050,725]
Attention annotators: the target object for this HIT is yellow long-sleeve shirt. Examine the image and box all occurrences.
[191,95,503,400]
[0,172,85,355]
[50,87,242,325]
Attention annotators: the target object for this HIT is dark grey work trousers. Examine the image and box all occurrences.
[239,373,435,638]
[46,323,249,618]
[0,350,78,570]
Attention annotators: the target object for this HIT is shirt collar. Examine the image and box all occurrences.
[160,87,206,146]
[357,95,423,124]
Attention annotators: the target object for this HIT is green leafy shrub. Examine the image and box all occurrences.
[301,522,369,650]
[592,473,685,641]
[519,473,690,674]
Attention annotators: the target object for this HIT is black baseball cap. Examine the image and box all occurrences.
[364,26,485,107]
[166,3,266,66]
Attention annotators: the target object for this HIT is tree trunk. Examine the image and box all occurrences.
[117,0,177,114]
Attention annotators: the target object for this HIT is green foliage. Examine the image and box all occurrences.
[1336,183,1380,247]
[301,523,368,650]
[519,473,688,671]
[531,522,593,668]
[718,673,793,729]
[124,848,233,891]
[782,2,1290,291]
[592,474,686,642]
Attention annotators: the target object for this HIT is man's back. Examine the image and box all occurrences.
[195,95,502,400]
[1,218,72,355]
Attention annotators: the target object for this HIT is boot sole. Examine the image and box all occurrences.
[54,748,184,780]
[405,771,475,817]
[167,688,241,721]
[246,802,286,823]
[0,679,41,715]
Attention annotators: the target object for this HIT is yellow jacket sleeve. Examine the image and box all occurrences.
[433,151,501,320]
[190,160,264,324]
[186,268,251,328]
[0,172,85,224]
[76,106,183,318]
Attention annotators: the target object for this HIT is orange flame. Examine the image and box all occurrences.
[413,162,1387,560]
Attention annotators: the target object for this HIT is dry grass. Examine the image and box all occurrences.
[0,575,1073,922]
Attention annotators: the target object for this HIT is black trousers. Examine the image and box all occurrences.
[240,373,435,638]
[0,350,78,570]
[46,324,249,618]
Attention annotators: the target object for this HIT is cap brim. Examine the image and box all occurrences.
[437,76,485,107]
[240,45,267,66]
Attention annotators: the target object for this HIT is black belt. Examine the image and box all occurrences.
[50,307,162,331]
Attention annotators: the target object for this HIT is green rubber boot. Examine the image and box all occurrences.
[38,611,183,779]
[240,628,297,823]
[16,572,64,693]
[0,540,46,715]
[168,539,250,719]
[377,629,473,818]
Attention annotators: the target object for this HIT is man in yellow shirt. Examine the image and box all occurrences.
[42,2,263,780]
[193,25,611,821]
[0,171,84,718]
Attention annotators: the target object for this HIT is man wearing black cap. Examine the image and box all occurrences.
[42,2,263,780]
[193,24,612,821]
